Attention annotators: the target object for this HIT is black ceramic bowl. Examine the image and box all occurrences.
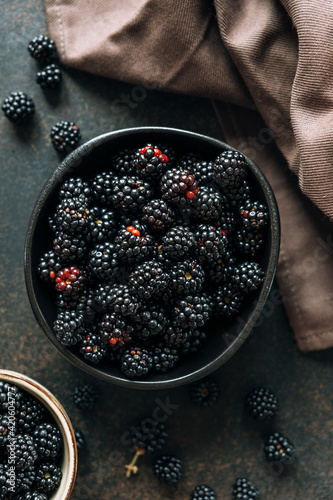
[24,127,280,389]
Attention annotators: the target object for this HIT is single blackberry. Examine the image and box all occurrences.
[86,206,118,243]
[53,232,87,263]
[74,288,97,324]
[120,346,153,378]
[195,224,227,264]
[111,175,153,214]
[169,260,205,295]
[232,478,259,498]
[213,284,243,318]
[204,247,236,285]
[35,462,62,494]
[187,160,216,186]
[0,414,9,447]
[154,455,183,484]
[27,34,57,62]
[214,149,247,190]
[191,484,217,500]
[112,148,136,176]
[105,283,140,317]
[231,262,265,294]
[239,201,269,230]
[161,169,200,206]
[36,64,62,89]
[246,387,279,421]
[264,432,295,464]
[192,185,226,222]
[142,199,174,232]
[151,342,180,373]
[172,294,211,330]
[50,121,81,152]
[53,198,89,234]
[132,144,169,179]
[37,250,62,282]
[74,428,85,451]
[80,331,107,364]
[98,312,134,348]
[162,324,192,346]
[161,226,196,260]
[234,228,264,257]
[0,381,22,412]
[58,177,91,202]
[215,211,236,237]
[53,309,85,346]
[2,91,35,124]
[119,216,149,235]
[179,152,202,169]
[88,241,120,282]
[16,396,46,433]
[32,422,62,459]
[226,179,252,209]
[55,266,85,297]
[134,304,169,340]
[14,434,38,469]
[73,384,99,410]
[90,171,115,207]
[114,226,155,265]
[189,377,220,408]
[180,329,207,355]
[17,491,48,500]
[128,260,169,300]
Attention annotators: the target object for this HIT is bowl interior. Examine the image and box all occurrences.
[25,127,280,389]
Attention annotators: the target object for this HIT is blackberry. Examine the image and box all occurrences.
[2,91,35,124]
[73,384,99,410]
[53,232,87,263]
[0,463,18,497]
[239,201,269,230]
[91,171,115,207]
[111,175,153,214]
[161,169,199,206]
[53,198,89,234]
[179,152,202,169]
[36,64,62,89]
[151,342,180,372]
[214,149,247,190]
[14,465,36,495]
[99,312,134,348]
[157,143,176,166]
[105,283,140,316]
[112,148,136,176]
[169,260,205,295]
[80,331,107,364]
[86,206,118,243]
[195,224,227,264]
[14,434,38,469]
[128,260,169,300]
[235,228,264,257]
[119,216,149,236]
[204,247,236,285]
[16,396,46,433]
[154,455,183,484]
[0,414,9,447]
[180,329,207,355]
[27,34,57,62]
[187,160,216,186]
[0,381,22,412]
[215,211,236,236]
[120,346,153,378]
[132,144,169,179]
[246,387,279,421]
[231,262,265,294]
[114,226,155,265]
[142,199,174,232]
[55,266,85,297]
[161,226,196,260]
[162,324,192,346]
[264,432,295,464]
[193,185,225,222]
[189,377,220,408]
[17,492,48,500]
[50,121,81,152]
[37,250,62,282]
[88,241,119,282]
[53,309,84,346]
[213,284,243,318]
[226,179,252,209]
[58,177,91,202]
[172,294,211,330]
[134,304,169,340]
[191,484,217,500]
[74,428,85,451]
[32,422,62,459]
[74,288,97,324]
[232,478,259,498]
[35,462,62,494]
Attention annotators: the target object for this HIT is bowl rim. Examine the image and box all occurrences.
[0,369,77,499]
[24,126,280,390]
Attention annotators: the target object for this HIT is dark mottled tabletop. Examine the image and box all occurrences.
[1,2,333,499]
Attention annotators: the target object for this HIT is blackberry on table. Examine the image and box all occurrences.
[0,381,22,412]
[80,331,107,364]
[132,144,169,179]
[172,294,211,330]
[195,224,227,264]
[88,241,119,282]
[90,171,115,207]
[27,34,57,62]
[213,284,243,318]
[190,484,217,500]
[32,422,62,459]
[142,199,174,232]
[161,169,199,206]
[53,232,87,263]
[2,91,35,124]
[55,266,85,297]
[187,160,216,186]
[53,309,84,346]
[232,478,259,498]
[154,455,183,484]
[231,262,265,294]
[50,120,81,152]
[53,197,89,234]
[151,342,180,373]
[74,428,85,451]
[189,377,220,408]
[128,260,169,300]
[36,63,62,89]
[37,250,62,282]
[120,346,153,378]
[264,432,295,464]
[161,225,196,261]
[86,206,118,243]
[134,304,169,340]
[73,384,99,410]
[234,228,264,257]
[169,260,205,295]
[114,226,155,265]
[35,462,62,494]
[246,387,279,421]
[58,177,91,203]
[214,149,247,190]
[192,185,225,222]
[14,434,38,469]
[239,201,269,230]
[16,396,46,433]
[112,148,136,176]
[111,175,153,214]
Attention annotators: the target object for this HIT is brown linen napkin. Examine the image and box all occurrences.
[44,0,333,351]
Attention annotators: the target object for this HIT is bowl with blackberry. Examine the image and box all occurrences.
[0,369,77,499]
[24,126,280,389]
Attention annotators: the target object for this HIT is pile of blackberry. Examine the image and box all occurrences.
[0,381,63,499]
[37,141,268,379]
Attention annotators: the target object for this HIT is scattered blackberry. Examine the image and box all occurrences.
[53,198,89,234]
[193,185,226,222]
[35,462,62,494]
[214,149,247,190]
[264,432,295,464]
[112,148,136,176]
[74,428,85,451]
[169,260,205,295]
[36,64,62,89]
[50,121,81,152]
[2,91,35,124]
[0,381,22,411]
[55,266,85,297]
[106,283,140,317]
[37,250,62,282]
[14,434,38,469]
[120,346,153,377]
[235,228,264,257]
[179,152,201,169]
[17,491,48,500]
[213,284,243,318]
[162,324,192,346]
[132,144,169,179]
[151,342,180,372]
[53,232,87,263]
[27,34,57,62]
[161,169,199,206]
[239,201,269,230]
[231,262,265,294]
[246,387,279,421]
[172,294,211,330]
[73,384,99,410]
[16,396,46,433]
[189,377,220,408]
[128,260,169,300]
[88,241,119,282]
[80,331,107,364]
[111,175,153,214]
[195,224,227,264]
[142,199,174,232]
[32,422,62,459]
[154,455,183,484]
[114,226,155,265]
[180,329,207,355]
[161,226,196,260]
[99,312,134,348]
[226,179,252,209]
[232,478,259,498]
[187,160,216,185]
[86,206,118,243]
[58,177,91,202]
[0,414,9,447]
[134,304,169,340]
[53,309,84,346]
[191,484,217,500]
[90,171,115,207]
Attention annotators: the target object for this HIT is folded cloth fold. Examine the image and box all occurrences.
[44,0,333,351]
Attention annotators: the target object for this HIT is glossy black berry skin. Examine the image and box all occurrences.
[189,377,220,408]
[16,396,46,433]
[133,144,169,179]
[27,34,57,62]
[53,309,84,346]
[32,422,62,459]
[129,419,167,453]
[50,121,81,152]
[231,262,265,294]
[36,64,62,89]
[214,149,247,190]
[232,478,259,498]
[73,384,99,410]
[190,484,217,500]
[74,428,85,450]
[151,342,180,373]
[264,432,295,464]
[2,91,35,124]
[37,250,62,282]
[120,346,153,378]
[128,260,169,300]
[154,455,183,484]
[111,175,153,214]
[35,463,62,493]
[246,387,279,420]
[169,260,205,296]
[142,198,174,232]
[14,434,38,469]
[161,226,196,261]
